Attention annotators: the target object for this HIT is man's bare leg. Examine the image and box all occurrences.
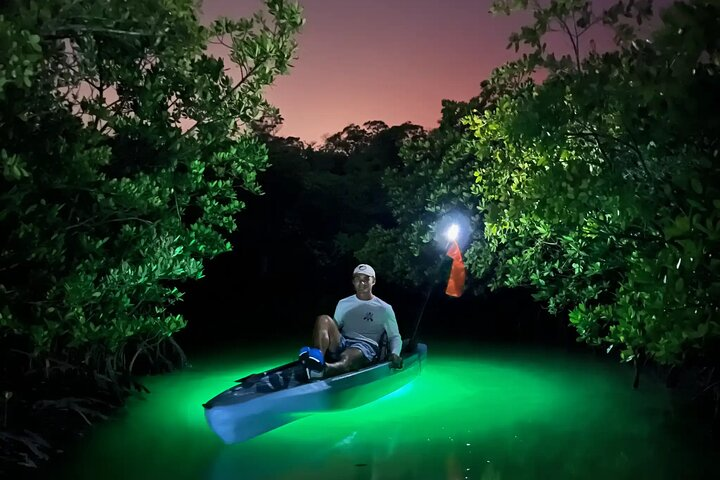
[311,315,342,357]
[324,348,369,377]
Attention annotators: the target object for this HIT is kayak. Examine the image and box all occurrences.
[203,342,427,444]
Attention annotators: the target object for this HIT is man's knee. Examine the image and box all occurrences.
[315,314,332,323]
[314,314,336,331]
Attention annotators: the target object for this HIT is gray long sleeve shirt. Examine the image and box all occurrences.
[333,295,402,356]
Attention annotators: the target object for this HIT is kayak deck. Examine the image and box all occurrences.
[203,343,427,443]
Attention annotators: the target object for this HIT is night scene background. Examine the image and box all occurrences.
[1,0,720,478]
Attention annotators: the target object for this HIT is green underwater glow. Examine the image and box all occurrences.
[57,342,717,480]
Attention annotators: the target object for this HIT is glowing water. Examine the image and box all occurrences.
[56,341,717,479]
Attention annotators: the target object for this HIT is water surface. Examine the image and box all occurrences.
[57,341,716,479]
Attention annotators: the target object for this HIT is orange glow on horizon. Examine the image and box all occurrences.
[202,0,674,144]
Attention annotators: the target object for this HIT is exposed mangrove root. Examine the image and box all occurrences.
[0,334,190,475]
[168,336,189,368]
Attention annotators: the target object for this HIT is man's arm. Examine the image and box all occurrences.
[385,306,403,368]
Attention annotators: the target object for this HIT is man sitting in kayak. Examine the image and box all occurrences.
[299,264,403,381]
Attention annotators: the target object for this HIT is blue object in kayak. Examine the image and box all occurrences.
[203,342,427,444]
[299,346,324,366]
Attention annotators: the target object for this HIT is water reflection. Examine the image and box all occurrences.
[209,419,430,480]
[57,343,718,480]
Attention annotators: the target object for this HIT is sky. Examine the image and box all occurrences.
[201,0,671,144]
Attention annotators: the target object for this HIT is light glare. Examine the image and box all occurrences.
[446,224,459,241]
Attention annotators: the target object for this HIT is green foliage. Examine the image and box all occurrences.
[491,0,654,67]
[363,0,720,367]
[359,100,486,287]
[0,0,303,366]
[468,0,720,365]
[0,16,42,99]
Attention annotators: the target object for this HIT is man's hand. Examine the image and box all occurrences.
[389,353,403,369]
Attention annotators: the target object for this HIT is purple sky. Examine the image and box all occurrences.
[201,0,671,143]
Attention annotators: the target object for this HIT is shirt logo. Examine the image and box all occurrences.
[363,311,374,322]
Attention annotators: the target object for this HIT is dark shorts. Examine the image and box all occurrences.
[328,335,379,363]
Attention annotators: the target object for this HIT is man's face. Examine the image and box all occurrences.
[352,274,375,295]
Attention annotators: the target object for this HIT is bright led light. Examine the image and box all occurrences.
[445,224,459,242]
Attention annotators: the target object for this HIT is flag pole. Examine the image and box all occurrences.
[409,277,435,348]
[408,240,450,349]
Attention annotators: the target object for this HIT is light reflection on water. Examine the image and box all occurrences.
[57,342,716,480]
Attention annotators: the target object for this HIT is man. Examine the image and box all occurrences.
[299,264,403,380]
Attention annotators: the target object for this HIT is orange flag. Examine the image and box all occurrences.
[445,240,466,297]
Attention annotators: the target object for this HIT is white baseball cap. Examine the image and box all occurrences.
[352,264,376,279]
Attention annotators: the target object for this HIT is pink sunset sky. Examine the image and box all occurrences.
[201,0,671,144]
